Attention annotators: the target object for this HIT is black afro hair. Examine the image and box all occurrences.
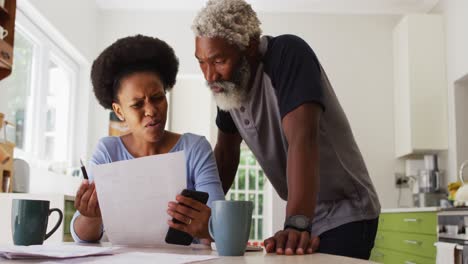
[91,35,179,109]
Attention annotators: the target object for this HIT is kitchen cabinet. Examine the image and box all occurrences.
[370,209,437,263]
[0,0,16,80]
[393,14,448,158]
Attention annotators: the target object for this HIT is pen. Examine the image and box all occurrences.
[80,159,89,180]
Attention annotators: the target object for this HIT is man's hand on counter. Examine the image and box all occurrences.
[264,229,320,255]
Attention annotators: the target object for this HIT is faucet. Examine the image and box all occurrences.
[460,160,468,184]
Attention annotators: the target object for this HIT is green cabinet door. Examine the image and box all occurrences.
[374,231,436,259]
[371,247,435,264]
[63,200,77,242]
[379,212,437,235]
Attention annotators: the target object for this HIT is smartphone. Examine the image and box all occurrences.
[165,189,209,246]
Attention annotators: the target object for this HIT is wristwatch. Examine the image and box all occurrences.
[284,215,312,233]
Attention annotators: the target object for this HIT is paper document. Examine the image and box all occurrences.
[40,252,218,264]
[87,252,217,264]
[92,151,186,246]
[0,244,119,259]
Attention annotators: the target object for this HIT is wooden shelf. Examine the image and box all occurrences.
[0,6,8,19]
[0,0,16,81]
[0,39,12,68]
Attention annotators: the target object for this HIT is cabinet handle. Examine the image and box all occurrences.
[404,240,422,245]
[403,218,420,222]
[404,261,416,264]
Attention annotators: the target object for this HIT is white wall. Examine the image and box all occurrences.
[25,0,98,62]
[170,75,213,141]
[432,0,468,182]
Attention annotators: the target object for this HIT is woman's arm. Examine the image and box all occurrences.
[70,139,111,243]
[167,136,225,242]
[191,136,226,205]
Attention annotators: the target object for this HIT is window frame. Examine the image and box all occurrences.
[226,144,268,241]
[12,9,80,169]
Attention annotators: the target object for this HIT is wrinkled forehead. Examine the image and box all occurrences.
[195,36,241,59]
[117,72,165,99]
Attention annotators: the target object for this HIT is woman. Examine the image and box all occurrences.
[71,35,225,243]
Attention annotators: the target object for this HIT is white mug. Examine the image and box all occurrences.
[0,26,7,40]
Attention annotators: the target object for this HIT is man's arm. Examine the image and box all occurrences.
[283,103,320,219]
[264,103,321,255]
[214,130,243,194]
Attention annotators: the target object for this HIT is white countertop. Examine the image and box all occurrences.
[381,207,440,213]
[0,243,375,264]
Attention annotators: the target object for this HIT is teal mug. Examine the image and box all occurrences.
[209,200,253,256]
[11,199,63,245]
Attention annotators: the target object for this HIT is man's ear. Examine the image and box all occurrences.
[112,102,125,121]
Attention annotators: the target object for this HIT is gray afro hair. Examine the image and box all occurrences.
[192,0,262,50]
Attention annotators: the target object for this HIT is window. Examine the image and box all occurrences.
[226,145,267,241]
[0,29,33,149]
[0,10,79,170]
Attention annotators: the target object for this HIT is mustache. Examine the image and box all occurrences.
[206,81,236,91]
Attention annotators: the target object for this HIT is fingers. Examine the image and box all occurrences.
[167,219,189,234]
[94,200,101,217]
[175,195,205,211]
[307,236,320,254]
[167,207,193,225]
[76,183,97,217]
[266,230,314,255]
[275,231,287,255]
[80,183,95,208]
[87,188,99,214]
[74,180,89,209]
[264,237,276,253]
[168,198,211,221]
[167,197,212,239]
[296,232,310,255]
[284,230,300,255]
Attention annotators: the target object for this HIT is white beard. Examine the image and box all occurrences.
[213,82,246,111]
[208,57,251,112]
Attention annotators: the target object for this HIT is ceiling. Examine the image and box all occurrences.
[95,0,440,14]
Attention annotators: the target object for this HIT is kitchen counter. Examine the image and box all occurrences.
[0,243,375,263]
[381,207,439,213]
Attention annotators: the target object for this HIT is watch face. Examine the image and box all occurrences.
[295,217,308,228]
[291,215,309,229]
[285,215,311,231]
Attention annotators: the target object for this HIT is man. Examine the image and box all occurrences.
[192,0,380,259]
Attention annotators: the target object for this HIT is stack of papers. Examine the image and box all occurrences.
[61,252,218,264]
[0,244,120,259]
[0,245,219,264]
